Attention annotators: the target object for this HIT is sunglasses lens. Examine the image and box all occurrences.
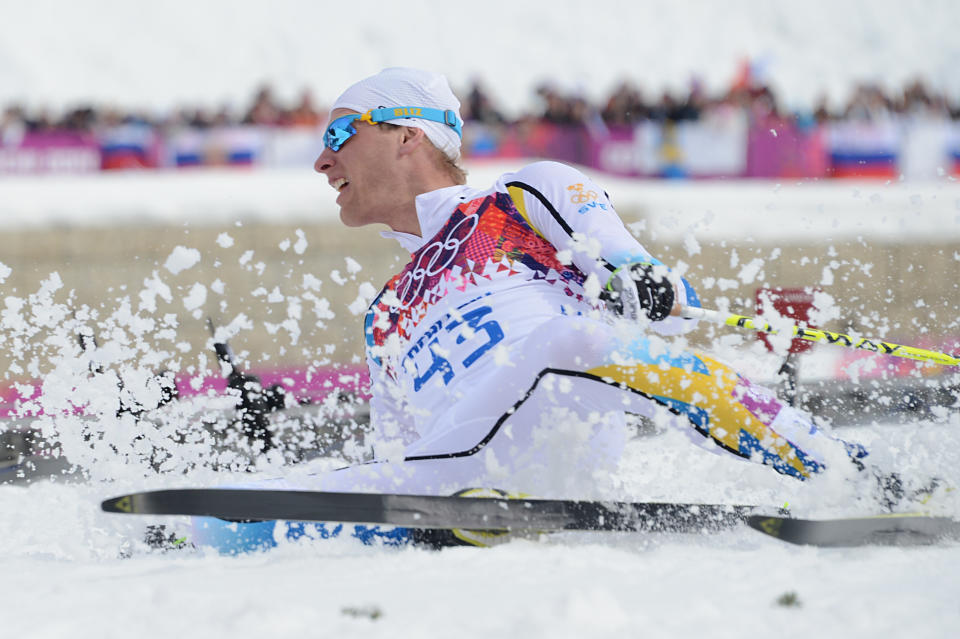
[324,115,359,151]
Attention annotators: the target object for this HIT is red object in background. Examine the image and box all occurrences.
[827,159,898,179]
[101,149,154,170]
[755,287,821,355]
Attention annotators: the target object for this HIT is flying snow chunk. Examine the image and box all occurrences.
[738,258,764,284]
[582,273,601,300]
[302,273,322,292]
[0,261,10,283]
[294,229,308,255]
[821,266,835,286]
[183,283,207,310]
[164,246,201,274]
[348,282,378,315]
[216,233,234,248]
[345,257,362,275]
[139,271,173,312]
[493,344,514,367]
[682,233,701,256]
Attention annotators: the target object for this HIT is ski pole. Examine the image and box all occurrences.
[680,306,960,367]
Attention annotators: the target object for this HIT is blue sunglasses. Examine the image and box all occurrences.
[323,106,463,151]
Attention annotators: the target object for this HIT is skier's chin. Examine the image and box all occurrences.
[338,206,366,228]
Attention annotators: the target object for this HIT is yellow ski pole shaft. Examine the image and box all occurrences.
[679,306,960,368]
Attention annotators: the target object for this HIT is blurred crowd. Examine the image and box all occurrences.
[2,72,959,144]
[1,85,324,143]
[466,75,960,129]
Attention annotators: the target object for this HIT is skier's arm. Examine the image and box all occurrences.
[504,161,699,334]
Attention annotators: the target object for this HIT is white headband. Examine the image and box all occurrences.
[332,67,463,161]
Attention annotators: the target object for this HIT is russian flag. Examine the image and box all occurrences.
[829,151,897,178]
[827,122,899,178]
[211,127,262,166]
[168,129,206,167]
[99,124,158,170]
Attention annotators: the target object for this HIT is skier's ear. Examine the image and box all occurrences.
[397,127,427,156]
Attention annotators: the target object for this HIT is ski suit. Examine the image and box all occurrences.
[191,161,861,551]
[317,161,855,494]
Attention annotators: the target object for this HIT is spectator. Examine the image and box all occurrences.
[537,84,578,125]
[462,80,504,125]
[285,89,323,127]
[601,81,648,125]
[812,94,834,124]
[1,105,26,145]
[25,107,55,133]
[844,83,895,122]
[243,84,282,126]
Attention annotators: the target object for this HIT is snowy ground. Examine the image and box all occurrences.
[3,528,958,639]
[1,421,959,639]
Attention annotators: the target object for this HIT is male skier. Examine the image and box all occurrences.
[190,68,909,551]
[306,67,869,496]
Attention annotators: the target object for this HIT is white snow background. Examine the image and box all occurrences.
[2,1,960,638]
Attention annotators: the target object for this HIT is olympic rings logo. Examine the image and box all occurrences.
[567,183,598,204]
[394,213,480,307]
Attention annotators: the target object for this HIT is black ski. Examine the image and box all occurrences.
[747,513,960,547]
[102,488,753,533]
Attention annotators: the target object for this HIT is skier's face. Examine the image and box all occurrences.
[314,108,406,228]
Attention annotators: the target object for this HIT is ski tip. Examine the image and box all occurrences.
[101,494,136,514]
[747,512,960,547]
[746,514,785,537]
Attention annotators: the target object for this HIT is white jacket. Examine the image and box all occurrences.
[364,161,697,448]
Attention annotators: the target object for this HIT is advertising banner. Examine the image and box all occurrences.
[0,132,101,174]
[3,120,955,178]
[591,116,748,178]
[590,125,658,177]
[166,126,265,167]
